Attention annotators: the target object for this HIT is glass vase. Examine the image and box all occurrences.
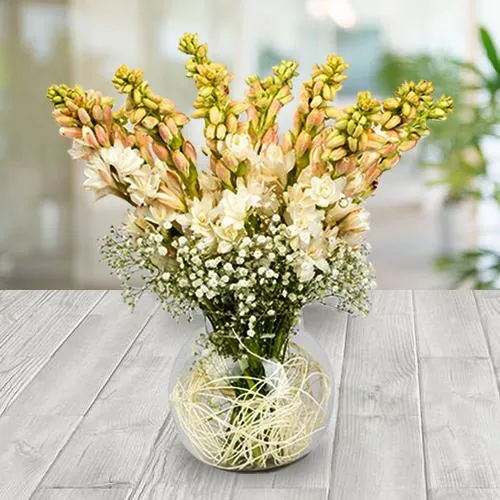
[168,315,334,471]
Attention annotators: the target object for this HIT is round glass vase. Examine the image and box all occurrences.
[168,318,334,471]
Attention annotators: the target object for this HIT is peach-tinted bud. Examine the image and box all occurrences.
[103,106,113,128]
[92,105,104,122]
[166,117,179,137]
[158,123,173,143]
[55,115,75,127]
[172,151,190,173]
[113,126,129,147]
[295,131,312,157]
[183,141,197,163]
[95,124,110,147]
[282,131,294,153]
[152,142,170,162]
[214,161,232,185]
[335,156,356,174]
[261,125,279,147]
[140,145,155,166]
[222,150,239,172]
[82,126,99,147]
[268,99,282,118]
[77,108,92,125]
[306,109,324,130]
[59,127,82,139]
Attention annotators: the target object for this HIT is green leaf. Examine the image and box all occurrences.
[480,27,500,75]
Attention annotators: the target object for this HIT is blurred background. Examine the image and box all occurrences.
[0,0,499,289]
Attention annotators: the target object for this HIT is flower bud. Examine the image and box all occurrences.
[77,108,92,125]
[183,141,197,163]
[152,142,170,162]
[82,126,99,147]
[172,151,190,173]
[295,131,312,157]
[142,116,159,129]
[209,106,223,125]
[59,127,82,139]
[95,124,110,147]
[158,123,173,143]
[384,115,402,130]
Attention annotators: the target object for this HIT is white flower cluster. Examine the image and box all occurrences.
[99,134,375,358]
[102,209,374,359]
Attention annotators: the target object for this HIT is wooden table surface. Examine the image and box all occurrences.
[1,290,500,500]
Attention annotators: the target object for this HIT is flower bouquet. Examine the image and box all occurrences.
[47,33,452,471]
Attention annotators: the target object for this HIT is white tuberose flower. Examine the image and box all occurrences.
[306,175,345,208]
[177,195,218,246]
[218,179,261,230]
[100,143,144,181]
[224,133,253,161]
[127,166,161,206]
[83,154,115,199]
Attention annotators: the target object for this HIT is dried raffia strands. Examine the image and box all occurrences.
[171,341,331,470]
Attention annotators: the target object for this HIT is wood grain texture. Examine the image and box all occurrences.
[6,292,157,416]
[414,290,488,358]
[430,489,500,500]
[238,488,327,500]
[415,291,500,494]
[474,291,500,388]
[0,290,106,414]
[33,489,131,500]
[128,416,235,500]
[420,357,500,489]
[41,308,204,490]
[2,290,500,499]
[330,291,425,500]
[0,415,79,500]
[233,303,348,493]
[331,415,425,500]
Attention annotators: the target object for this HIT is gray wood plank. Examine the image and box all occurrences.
[0,290,52,342]
[128,416,235,500]
[331,415,425,500]
[40,309,204,490]
[33,489,131,500]
[6,292,157,416]
[414,290,488,358]
[474,291,500,388]
[0,415,80,500]
[420,357,500,489]
[330,291,425,500]
[430,489,500,500]
[415,290,500,494]
[0,290,106,414]
[238,488,326,500]
[234,304,348,492]
[0,289,49,316]
[339,290,419,417]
